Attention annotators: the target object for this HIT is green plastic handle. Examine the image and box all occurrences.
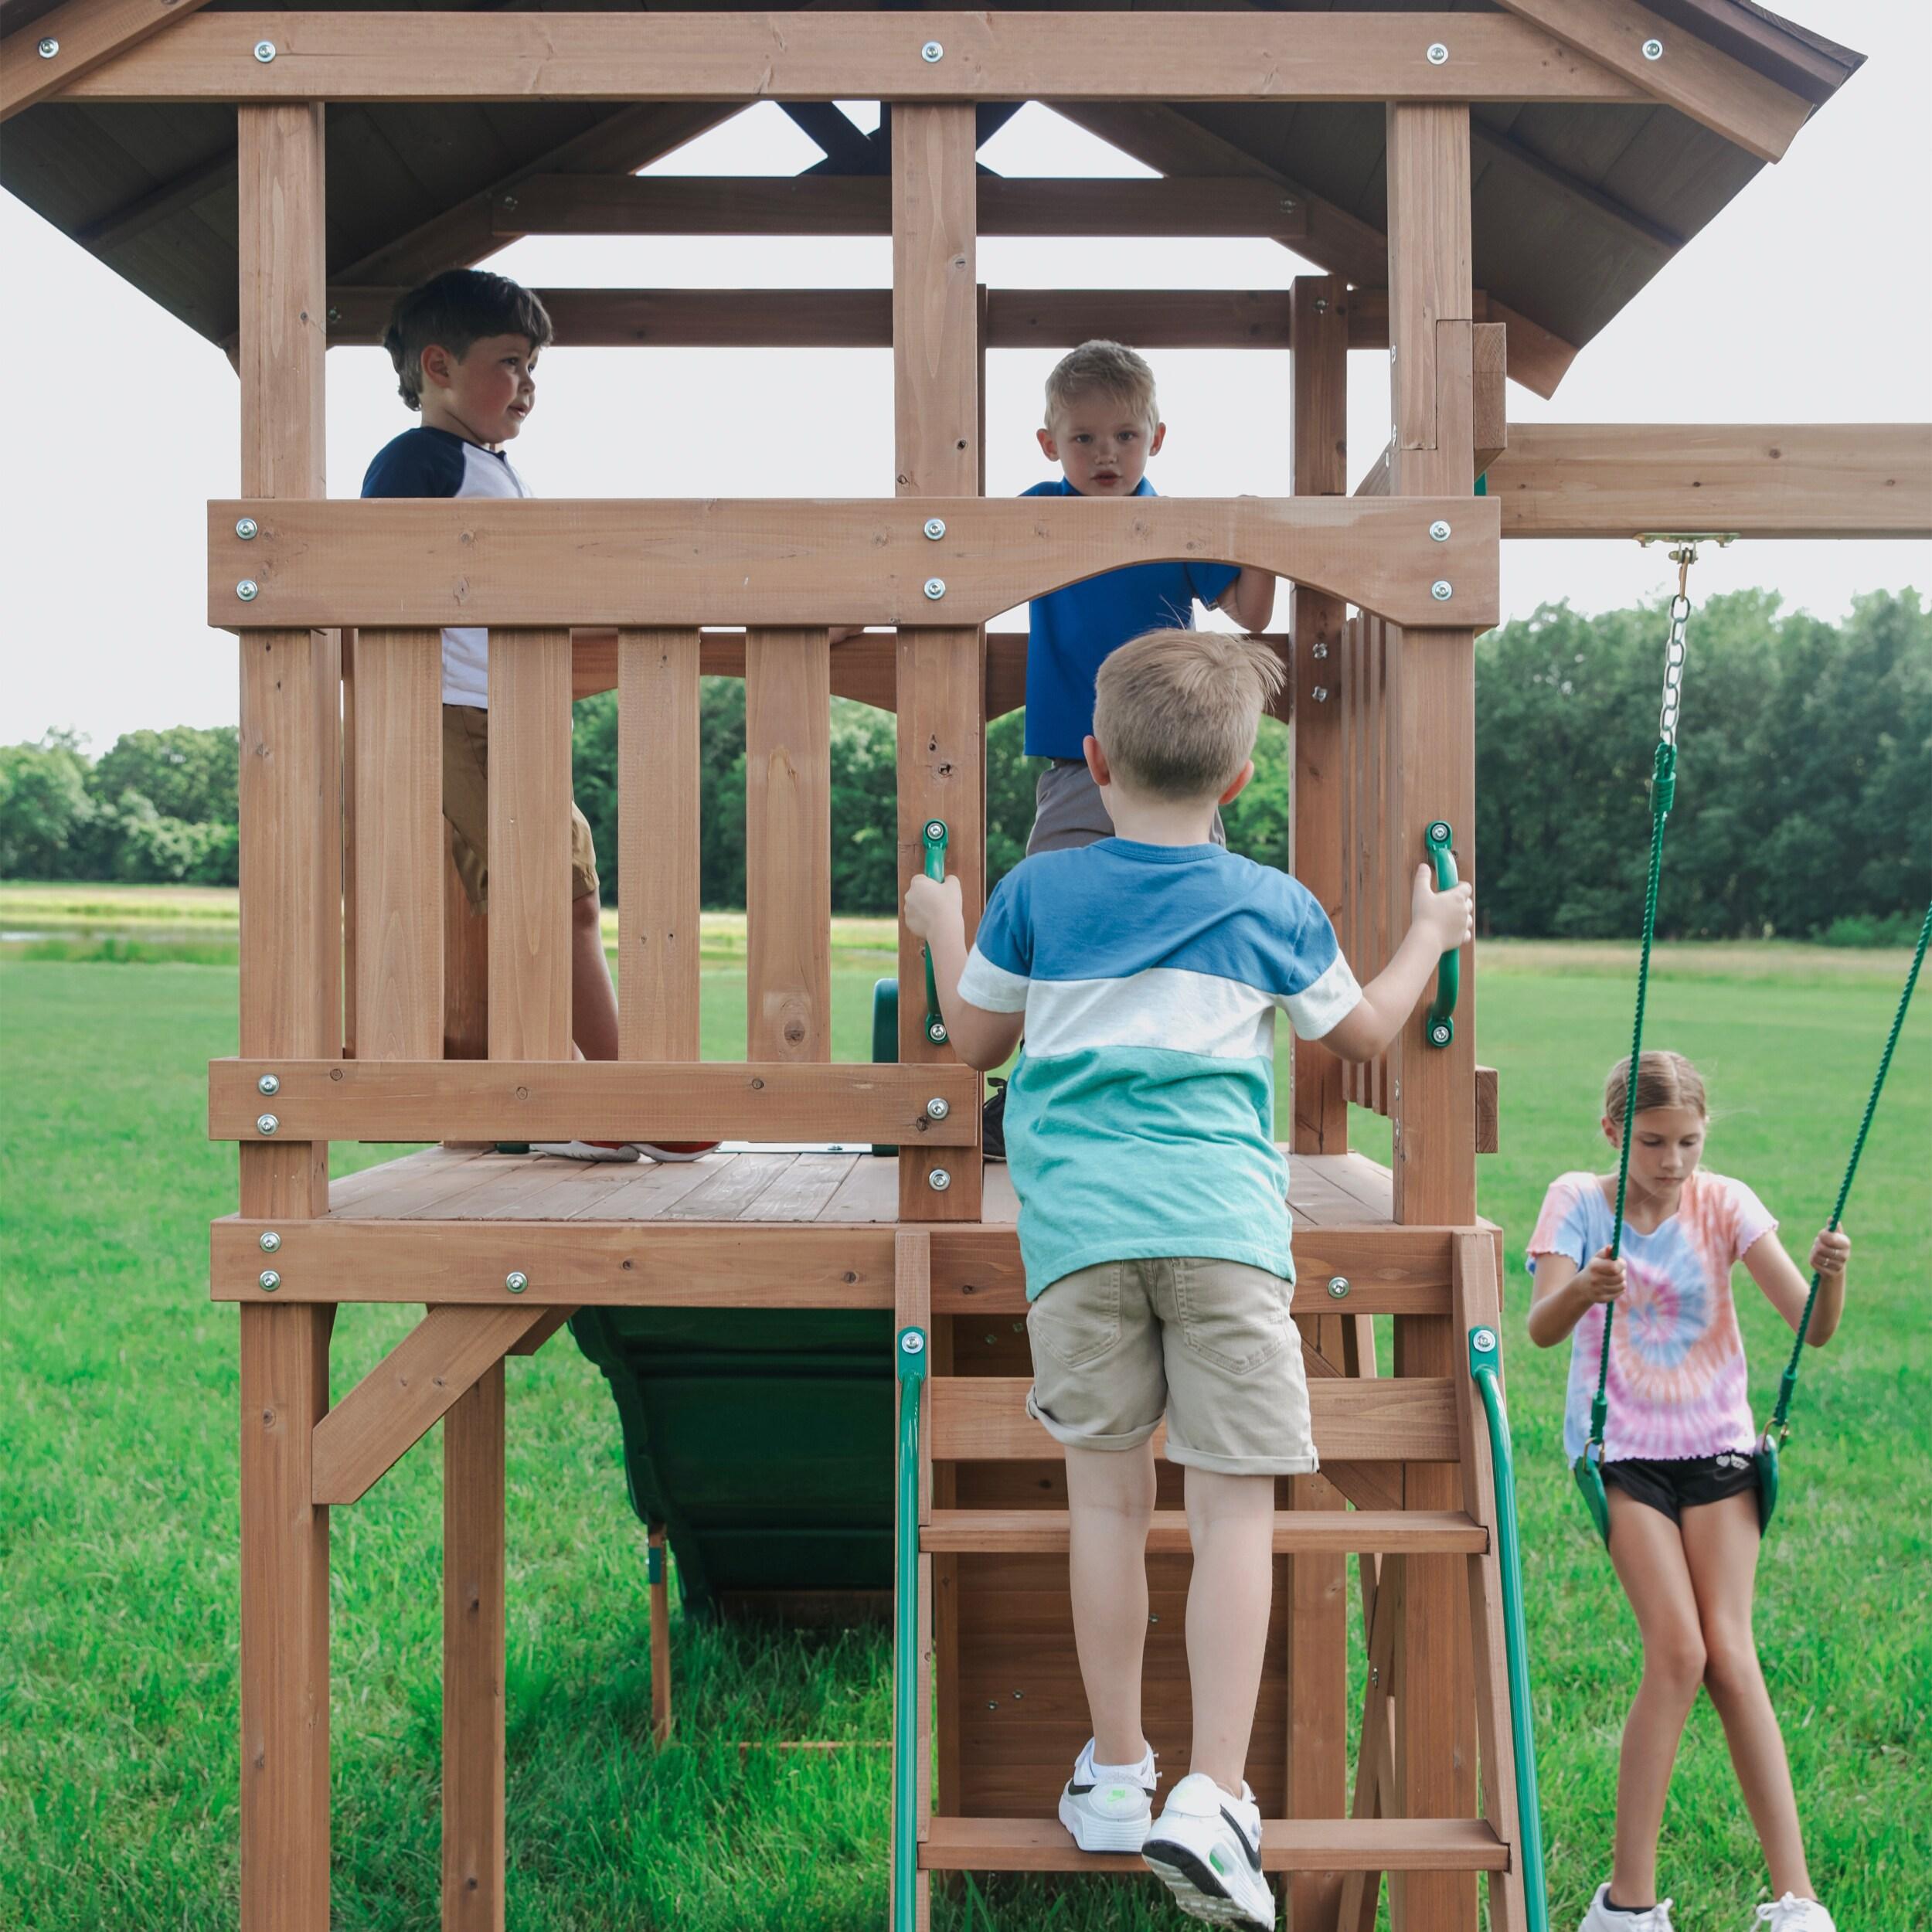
[1425,820,1459,1048]
[892,1328,929,1926]
[1469,1325,1550,1932]
[921,819,949,1046]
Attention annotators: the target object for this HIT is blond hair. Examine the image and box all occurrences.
[1603,1049,1709,1131]
[1092,630,1285,799]
[1044,340,1158,430]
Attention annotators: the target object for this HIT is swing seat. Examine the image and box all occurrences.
[1573,1446,1611,1547]
[1753,1430,1780,1532]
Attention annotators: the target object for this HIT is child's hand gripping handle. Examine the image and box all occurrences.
[920,819,948,1046]
[1424,820,1459,1049]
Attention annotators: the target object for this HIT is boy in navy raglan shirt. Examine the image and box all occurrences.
[362,270,710,1164]
[906,631,1473,1931]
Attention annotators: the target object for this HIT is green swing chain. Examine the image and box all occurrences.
[1767,893,1932,1442]
[1586,550,1695,1465]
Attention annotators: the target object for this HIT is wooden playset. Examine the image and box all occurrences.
[5,2,1927,1927]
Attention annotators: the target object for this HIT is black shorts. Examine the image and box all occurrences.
[1602,1451,1760,1526]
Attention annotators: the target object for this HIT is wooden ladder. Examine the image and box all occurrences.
[891,1230,1535,1931]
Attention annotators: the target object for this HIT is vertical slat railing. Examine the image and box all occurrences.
[618,628,703,1061]
[235,98,335,1932]
[351,629,444,1063]
[745,628,833,1063]
[893,100,985,1225]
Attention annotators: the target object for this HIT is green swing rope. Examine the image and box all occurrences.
[1767,894,1932,1440]
[1583,557,1694,1474]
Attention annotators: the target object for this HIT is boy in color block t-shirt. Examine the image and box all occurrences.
[905,629,1474,1929]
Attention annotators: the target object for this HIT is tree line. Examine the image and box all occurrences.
[4,588,1925,942]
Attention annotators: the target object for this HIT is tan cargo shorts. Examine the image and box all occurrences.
[1025,1257,1318,1476]
[442,703,600,911]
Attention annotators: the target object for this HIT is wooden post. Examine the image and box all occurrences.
[1290,274,1349,1158]
[444,1363,507,1932]
[1384,100,1480,1932]
[236,99,335,1932]
[444,826,492,1062]
[893,100,985,1223]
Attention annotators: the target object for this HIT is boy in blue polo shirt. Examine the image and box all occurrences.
[906,629,1473,1930]
[1024,339,1276,855]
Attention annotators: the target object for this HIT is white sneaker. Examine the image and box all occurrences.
[531,1140,641,1163]
[1141,1771,1273,1930]
[1056,1736,1157,1853]
[1755,1898,1835,1932]
[1579,1884,1676,1932]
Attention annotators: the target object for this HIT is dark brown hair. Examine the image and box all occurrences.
[383,269,553,411]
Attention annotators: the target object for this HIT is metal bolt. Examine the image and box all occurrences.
[1429,519,1451,543]
[1426,42,1449,66]
[901,1330,927,1355]
[505,1270,529,1294]
[235,516,259,541]
[1313,297,1328,315]
[256,1113,278,1136]
[927,1168,952,1192]
[1473,1326,1498,1352]
[501,195,519,213]
[253,39,277,63]
[923,577,947,601]
[924,818,946,842]
[1311,685,1330,703]
[258,1270,281,1292]
[920,39,944,63]
[927,1018,949,1046]
[1278,196,1296,213]
[1327,1276,1352,1301]
[923,517,946,541]
[1430,1020,1453,1046]
[1370,1663,1380,1687]
[1149,1614,1159,1625]
[236,580,259,603]
[259,1231,282,1254]
[38,37,59,58]
[327,308,342,325]
[1312,641,1328,659]
[925,1097,951,1121]
[1430,580,1454,602]
[1642,38,1664,61]
[257,1072,280,1096]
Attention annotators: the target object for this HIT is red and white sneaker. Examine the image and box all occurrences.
[532,1141,641,1164]
[632,1141,719,1163]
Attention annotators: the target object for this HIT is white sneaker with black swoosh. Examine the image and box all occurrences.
[1056,1736,1158,1853]
[1142,1772,1273,1929]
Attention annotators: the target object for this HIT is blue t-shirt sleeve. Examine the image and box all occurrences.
[957,869,1032,1012]
[1270,878,1362,1039]
[361,430,466,500]
[1185,560,1242,610]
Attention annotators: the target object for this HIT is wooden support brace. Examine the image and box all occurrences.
[311,1304,549,1505]
[2,0,216,121]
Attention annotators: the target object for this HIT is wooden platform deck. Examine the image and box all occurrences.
[328,1145,1398,1227]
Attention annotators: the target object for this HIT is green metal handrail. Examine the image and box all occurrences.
[921,819,949,1046]
[892,1325,928,1924]
[1468,1325,1549,1932]
[1424,819,1459,1048]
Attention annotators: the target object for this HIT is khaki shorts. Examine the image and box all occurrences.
[441,704,600,911]
[1026,759,1226,856]
[1026,1257,1318,1476]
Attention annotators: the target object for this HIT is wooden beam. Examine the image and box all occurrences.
[311,1304,547,1506]
[492,174,1308,240]
[923,1511,1485,1556]
[1052,101,1578,398]
[1487,423,1932,539]
[208,496,1502,634]
[70,12,1648,105]
[1,0,216,121]
[1472,325,1508,481]
[209,1056,982,1144]
[1490,0,1813,162]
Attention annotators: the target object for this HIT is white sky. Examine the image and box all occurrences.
[2,0,1927,750]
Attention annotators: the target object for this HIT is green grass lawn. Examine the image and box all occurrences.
[1,953,1926,1930]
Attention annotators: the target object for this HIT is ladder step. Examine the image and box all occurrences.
[920,1509,1487,1556]
[920,1815,1509,1873]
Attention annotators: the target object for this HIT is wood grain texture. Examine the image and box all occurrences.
[893,104,977,498]
[443,825,490,1060]
[1490,0,1811,162]
[442,1363,505,1932]
[1,0,216,119]
[73,12,1645,105]
[311,1305,545,1506]
[351,630,443,1061]
[919,1815,1505,1873]
[922,1510,1481,1555]
[745,630,832,1062]
[487,629,573,1060]
[208,495,1502,634]
[618,629,701,1061]
[1291,276,1350,1165]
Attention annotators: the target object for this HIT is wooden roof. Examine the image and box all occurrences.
[0,2,1861,386]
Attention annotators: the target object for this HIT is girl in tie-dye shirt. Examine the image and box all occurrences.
[1527,1051,1851,1932]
